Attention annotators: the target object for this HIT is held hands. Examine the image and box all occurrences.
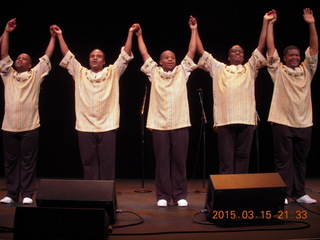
[264,8,315,25]
[265,9,277,23]
[189,15,197,30]
[50,23,140,36]
[50,25,62,36]
[133,15,197,37]
[133,23,142,37]
[129,23,140,34]
[49,25,57,37]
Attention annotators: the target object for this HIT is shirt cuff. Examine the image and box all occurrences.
[266,49,280,68]
[197,51,211,71]
[141,57,155,73]
[120,46,134,63]
[305,46,318,59]
[41,55,50,62]
[0,55,13,74]
[59,50,74,68]
[253,48,265,59]
[182,55,197,72]
[266,49,278,59]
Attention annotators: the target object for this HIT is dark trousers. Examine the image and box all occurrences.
[272,124,311,198]
[152,128,189,203]
[2,128,39,201]
[78,130,116,180]
[217,124,254,174]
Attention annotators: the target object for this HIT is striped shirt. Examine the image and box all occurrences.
[0,55,51,132]
[141,56,197,130]
[59,47,133,132]
[198,49,267,127]
[267,48,318,128]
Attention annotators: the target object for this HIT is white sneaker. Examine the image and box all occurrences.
[284,198,288,205]
[157,199,167,207]
[177,199,188,207]
[22,197,33,205]
[296,195,317,204]
[0,196,14,204]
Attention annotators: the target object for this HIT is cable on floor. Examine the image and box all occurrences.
[111,209,144,229]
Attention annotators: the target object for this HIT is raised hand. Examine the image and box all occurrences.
[303,8,315,24]
[129,23,139,33]
[189,15,197,30]
[265,9,277,22]
[134,23,142,37]
[6,18,17,33]
[51,25,62,35]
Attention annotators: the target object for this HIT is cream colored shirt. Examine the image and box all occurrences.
[141,56,197,130]
[267,48,318,128]
[0,55,51,132]
[198,49,267,127]
[60,47,133,132]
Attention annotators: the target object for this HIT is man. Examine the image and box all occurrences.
[52,24,138,180]
[266,8,318,204]
[135,16,198,207]
[196,11,275,174]
[0,19,56,204]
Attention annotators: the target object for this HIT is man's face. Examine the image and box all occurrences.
[284,49,301,69]
[159,50,176,72]
[89,49,106,72]
[15,53,32,73]
[228,45,244,65]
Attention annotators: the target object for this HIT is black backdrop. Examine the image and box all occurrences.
[0,1,319,179]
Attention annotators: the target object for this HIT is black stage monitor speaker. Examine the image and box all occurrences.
[205,173,287,223]
[36,179,118,224]
[14,206,108,240]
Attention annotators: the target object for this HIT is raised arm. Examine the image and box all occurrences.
[135,24,151,62]
[266,10,277,57]
[186,16,198,60]
[303,8,318,56]
[1,18,17,60]
[195,21,205,56]
[45,26,57,58]
[257,10,276,54]
[124,24,139,56]
[52,25,69,57]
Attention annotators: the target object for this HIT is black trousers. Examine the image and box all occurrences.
[217,124,254,174]
[272,124,312,198]
[152,128,189,203]
[2,128,39,201]
[78,130,116,180]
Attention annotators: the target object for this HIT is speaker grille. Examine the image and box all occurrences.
[36,179,118,224]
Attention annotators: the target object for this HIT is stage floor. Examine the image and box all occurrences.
[1,177,320,240]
